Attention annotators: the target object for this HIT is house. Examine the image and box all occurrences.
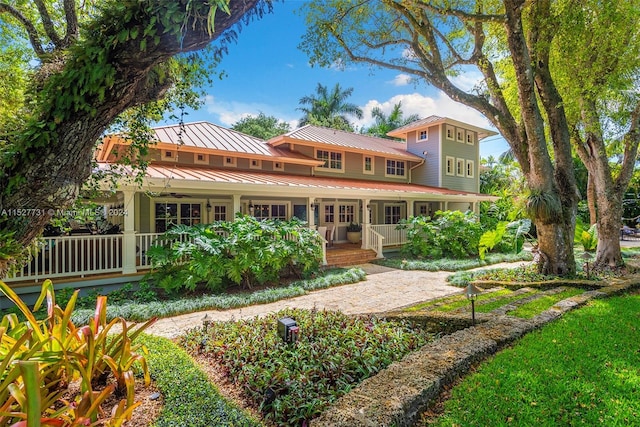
[3,116,497,297]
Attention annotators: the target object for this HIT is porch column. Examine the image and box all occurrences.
[443,201,448,211]
[232,194,241,220]
[407,200,414,219]
[307,197,316,228]
[361,198,370,250]
[121,188,137,274]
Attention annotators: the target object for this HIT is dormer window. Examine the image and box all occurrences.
[274,161,284,171]
[224,156,237,167]
[194,153,209,165]
[418,130,428,141]
[250,159,262,169]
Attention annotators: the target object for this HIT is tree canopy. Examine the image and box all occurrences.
[0,0,269,274]
[232,112,291,139]
[297,82,363,131]
[301,0,640,274]
[362,101,419,139]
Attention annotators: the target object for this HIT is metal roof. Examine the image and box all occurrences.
[270,125,423,161]
[100,163,492,199]
[387,115,498,140]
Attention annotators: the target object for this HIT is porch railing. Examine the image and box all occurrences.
[369,224,407,247]
[4,235,123,283]
[365,226,385,258]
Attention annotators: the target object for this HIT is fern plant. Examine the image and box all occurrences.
[575,220,598,252]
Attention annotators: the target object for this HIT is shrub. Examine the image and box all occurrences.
[180,308,432,427]
[0,279,155,426]
[398,211,483,259]
[147,215,323,293]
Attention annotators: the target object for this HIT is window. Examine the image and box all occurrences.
[253,203,287,221]
[338,204,356,223]
[446,125,454,140]
[250,159,262,169]
[155,202,201,232]
[324,204,335,224]
[212,205,227,221]
[466,160,475,178]
[194,153,209,165]
[363,155,374,174]
[456,129,464,142]
[162,150,177,162]
[316,149,343,171]
[445,156,455,176]
[456,158,465,176]
[466,131,475,145]
[224,156,237,167]
[273,161,284,171]
[386,159,406,177]
[384,205,402,224]
[418,130,428,141]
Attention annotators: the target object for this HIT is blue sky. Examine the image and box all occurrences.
[179,1,508,158]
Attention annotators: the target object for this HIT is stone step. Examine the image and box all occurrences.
[326,249,378,267]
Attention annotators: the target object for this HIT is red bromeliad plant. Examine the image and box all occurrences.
[0,279,157,426]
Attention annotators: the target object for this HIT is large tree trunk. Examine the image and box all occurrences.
[587,173,597,225]
[593,191,623,269]
[0,0,264,276]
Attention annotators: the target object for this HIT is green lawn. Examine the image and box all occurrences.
[426,293,640,426]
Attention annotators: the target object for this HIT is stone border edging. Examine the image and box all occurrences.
[311,276,640,427]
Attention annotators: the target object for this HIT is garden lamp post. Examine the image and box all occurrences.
[466,283,483,325]
[581,252,594,279]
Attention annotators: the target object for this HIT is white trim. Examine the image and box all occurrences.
[315,148,345,173]
[383,203,404,224]
[161,149,178,162]
[249,159,262,169]
[445,125,454,141]
[384,159,406,178]
[445,156,455,176]
[456,128,464,143]
[151,199,205,232]
[466,130,475,145]
[224,156,237,167]
[249,200,291,220]
[363,155,375,175]
[194,153,209,165]
[456,158,465,177]
[466,159,475,178]
[418,129,428,141]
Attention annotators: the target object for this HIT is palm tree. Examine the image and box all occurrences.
[297,83,363,131]
[363,101,420,139]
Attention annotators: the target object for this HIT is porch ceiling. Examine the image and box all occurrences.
[110,164,496,202]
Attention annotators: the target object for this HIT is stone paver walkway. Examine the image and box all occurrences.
[145,262,527,338]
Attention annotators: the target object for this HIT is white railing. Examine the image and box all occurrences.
[370,224,407,247]
[4,235,123,283]
[136,232,198,268]
[365,227,385,258]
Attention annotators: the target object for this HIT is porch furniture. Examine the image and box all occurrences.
[326,225,335,247]
[317,226,327,243]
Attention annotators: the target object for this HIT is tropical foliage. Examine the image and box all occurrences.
[0,279,155,426]
[297,82,363,131]
[147,215,323,293]
[362,101,419,139]
[398,211,483,259]
[231,112,291,139]
[180,308,433,426]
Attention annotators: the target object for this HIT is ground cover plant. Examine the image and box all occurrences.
[139,334,259,427]
[475,289,539,313]
[376,252,532,271]
[425,294,640,426]
[147,216,323,293]
[180,308,433,427]
[67,267,365,324]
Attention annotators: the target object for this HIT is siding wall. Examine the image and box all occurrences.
[440,125,479,192]
[404,127,441,187]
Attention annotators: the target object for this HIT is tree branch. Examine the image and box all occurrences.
[63,0,79,46]
[0,3,46,57]
[415,1,506,23]
[33,0,63,47]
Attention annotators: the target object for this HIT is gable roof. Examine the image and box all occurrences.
[269,125,423,161]
[387,115,498,140]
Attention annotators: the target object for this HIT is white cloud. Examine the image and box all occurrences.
[450,70,485,93]
[388,74,412,87]
[202,95,298,127]
[354,92,493,131]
